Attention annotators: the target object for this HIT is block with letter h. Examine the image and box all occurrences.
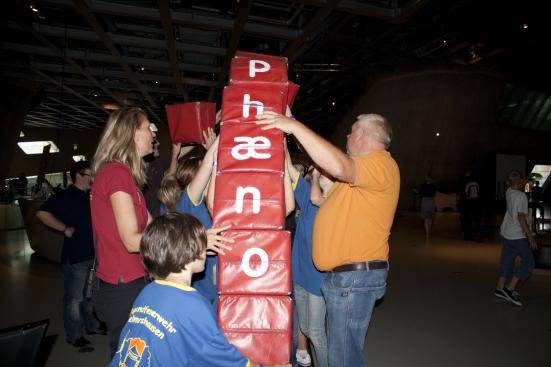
[217,122,284,174]
[221,83,287,123]
[218,295,292,365]
[217,230,291,295]
[212,172,284,230]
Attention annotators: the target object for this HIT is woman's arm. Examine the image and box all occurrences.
[167,142,194,175]
[110,191,143,252]
[284,151,295,216]
[188,136,219,204]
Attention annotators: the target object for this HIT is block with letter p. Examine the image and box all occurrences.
[217,122,284,174]
[218,295,292,365]
[212,172,284,230]
[221,83,287,123]
[230,51,288,84]
[217,230,291,295]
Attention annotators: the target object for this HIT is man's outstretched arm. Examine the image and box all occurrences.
[256,112,355,183]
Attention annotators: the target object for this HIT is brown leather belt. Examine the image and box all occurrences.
[331,261,389,273]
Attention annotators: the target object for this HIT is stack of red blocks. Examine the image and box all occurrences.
[214,51,297,364]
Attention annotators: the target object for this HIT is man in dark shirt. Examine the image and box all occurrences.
[36,161,103,348]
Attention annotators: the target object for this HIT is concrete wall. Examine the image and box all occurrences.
[330,69,551,210]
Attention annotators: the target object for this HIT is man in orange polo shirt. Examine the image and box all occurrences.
[257,112,400,367]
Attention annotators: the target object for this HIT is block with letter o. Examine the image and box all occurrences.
[218,230,291,295]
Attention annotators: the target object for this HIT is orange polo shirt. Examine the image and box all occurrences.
[312,150,400,271]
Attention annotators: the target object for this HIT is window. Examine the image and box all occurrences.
[17,141,60,155]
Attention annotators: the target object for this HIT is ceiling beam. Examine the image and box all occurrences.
[158,0,187,100]
[32,68,108,114]
[47,97,105,124]
[209,0,253,101]
[284,0,340,58]
[73,0,159,113]
[13,21,124,106]
[296,0,431,20]
[39,104,98,128]
[39,0,299,39]
[0,41,222,74]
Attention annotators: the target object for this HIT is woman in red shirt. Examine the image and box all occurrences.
[90,107,155,355]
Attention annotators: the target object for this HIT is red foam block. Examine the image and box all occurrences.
[212,172,284,230]
[230,52,288,84]
[221,83,287,123]
[217,123,284,174]
[218,230,291,295]
[218,295,292,364]
[165,102,216,144]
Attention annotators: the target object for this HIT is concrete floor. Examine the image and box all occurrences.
[1,212,550,367]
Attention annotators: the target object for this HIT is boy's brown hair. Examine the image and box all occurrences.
[140,212,207,279]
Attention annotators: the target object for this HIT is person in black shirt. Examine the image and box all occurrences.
[420,174,437,238]
[36,161,103,348]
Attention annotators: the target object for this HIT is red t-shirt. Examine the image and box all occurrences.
[91,162,148,284]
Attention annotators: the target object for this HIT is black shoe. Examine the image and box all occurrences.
[494,288,508,301]
[69,337,91,348]
[502,288,523,306]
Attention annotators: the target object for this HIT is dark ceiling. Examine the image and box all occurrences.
[1,0,548,135]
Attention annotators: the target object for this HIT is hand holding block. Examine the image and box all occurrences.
[217,123,284,174]
[218,230,291,295]
[218,295,292,364]
[221,84,287,123]
[212,172,285,230]
[166,102,216,144]
[230,52,288,84]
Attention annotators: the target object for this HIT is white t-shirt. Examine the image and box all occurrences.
[500,188,528,240]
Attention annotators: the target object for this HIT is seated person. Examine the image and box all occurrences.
[110,212,289,367]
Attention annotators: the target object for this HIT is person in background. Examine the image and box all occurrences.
[90,107,155,355]
[457,165,481,241]
[494,170,537,307]
[419,174,437,238]
[36,160,104,348]
[110,212,290,367]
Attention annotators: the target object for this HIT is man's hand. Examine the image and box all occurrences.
[205,225,234,255]
[256,111,297,134]
[202,127,216,150]
[64,227,75,238]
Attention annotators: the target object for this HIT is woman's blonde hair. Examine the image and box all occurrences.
[92,107,148,188]
[157,157,202,212]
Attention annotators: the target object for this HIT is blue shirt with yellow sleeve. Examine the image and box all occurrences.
[109,280,249,367]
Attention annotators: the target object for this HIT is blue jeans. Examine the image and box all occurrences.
[62,260,101,342]
[499,237,535,281]
[294,283,329,367]
[322,268,388,367]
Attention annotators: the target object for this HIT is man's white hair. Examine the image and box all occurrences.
[357,114,392,149]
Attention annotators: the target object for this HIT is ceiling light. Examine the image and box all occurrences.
[436,132,440,137]
[103,103,120,110]
[155,81,159,84]
[18,141,60,155]
[140,66,145,71]
[94,94,98,97]
[20,131,25,137]
[73,144,78,150]
[72,155,86,162]
[522,23,528,29]
[331,101,336,106]
[30,5,38,12]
